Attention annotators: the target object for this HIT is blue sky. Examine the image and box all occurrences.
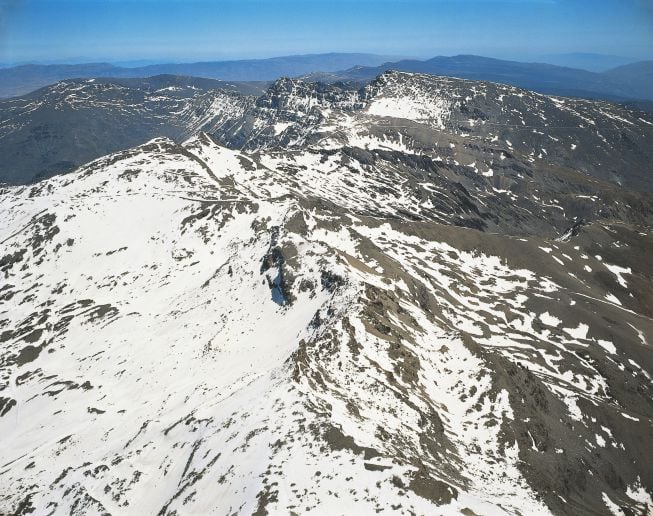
[1,0,652,63]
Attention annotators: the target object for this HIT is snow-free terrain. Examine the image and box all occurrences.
[1,72,652,515]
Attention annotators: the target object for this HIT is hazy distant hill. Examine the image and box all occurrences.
[0,53,396,98]
[538,52,638,72]
[0,63,118,98]
[602,61,653,98]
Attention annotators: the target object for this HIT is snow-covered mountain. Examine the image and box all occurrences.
[217,72,653,193]
[1,71,652,515]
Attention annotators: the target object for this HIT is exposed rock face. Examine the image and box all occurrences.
[0,72,652,515]
[0,77,256,184]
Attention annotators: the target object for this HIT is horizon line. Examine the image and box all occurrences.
[1,51,650,69]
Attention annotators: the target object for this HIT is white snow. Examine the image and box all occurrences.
[540,312,561,327]
[604,263,631,288]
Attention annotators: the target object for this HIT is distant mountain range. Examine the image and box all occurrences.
[536,52,638,72]
[0,53,395,98]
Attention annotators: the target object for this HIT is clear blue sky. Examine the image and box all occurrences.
[1,0,652,63]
